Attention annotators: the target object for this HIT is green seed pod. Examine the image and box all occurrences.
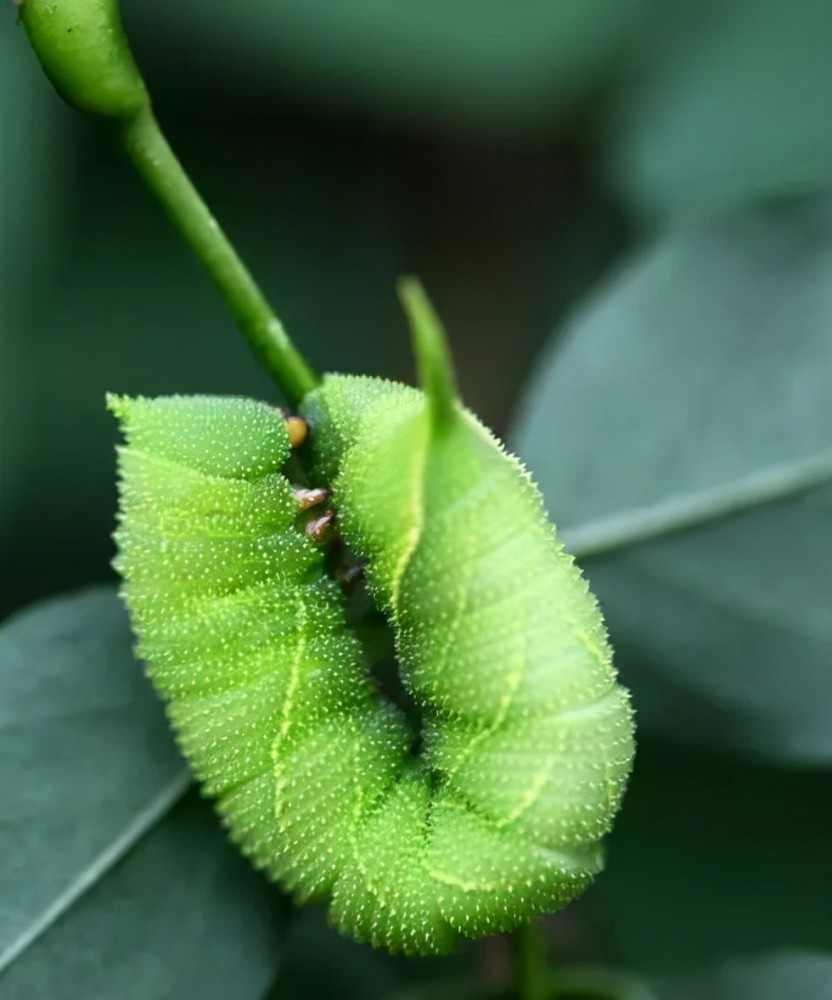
[19,0,148,120]
[109,294,634,954]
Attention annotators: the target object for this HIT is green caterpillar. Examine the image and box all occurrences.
[109,298,634,955]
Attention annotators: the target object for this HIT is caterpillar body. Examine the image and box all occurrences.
[109,308,634,955]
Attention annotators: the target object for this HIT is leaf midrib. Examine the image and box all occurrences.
[0,769,191,973]
[561,445,832,560]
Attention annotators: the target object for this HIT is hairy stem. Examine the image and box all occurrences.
[120,106,318,407]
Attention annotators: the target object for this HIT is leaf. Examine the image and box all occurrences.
[1,791,285,1000]
[136,0,656,134]
[513,198,832,764]
[658,951,832,1000]
[0,588,285,995]
[607,0,832,219]
[591,743,832,972]
[0,588,186,969]
[714,951,832,1000]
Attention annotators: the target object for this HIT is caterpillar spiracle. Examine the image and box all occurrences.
[109,294,634,955]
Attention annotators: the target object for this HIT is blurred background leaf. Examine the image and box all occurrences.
[0,588,285,996]
[608,0,832,221]
[654,950,832,1000]
[0,589,185,969]
[587,744,832,973]
[514,199,832,765]
[1,792,285,1000]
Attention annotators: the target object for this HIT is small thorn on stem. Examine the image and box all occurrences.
[306,510,335,543]
[292,487,331,511]
[285,416,308,448]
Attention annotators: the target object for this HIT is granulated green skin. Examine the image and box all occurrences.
[110,377,634,955]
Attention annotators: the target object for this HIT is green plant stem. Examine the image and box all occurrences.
[120,106,319,407]
[513,921,550,1000]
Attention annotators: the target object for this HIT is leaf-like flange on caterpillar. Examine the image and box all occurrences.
[109,291,635,956]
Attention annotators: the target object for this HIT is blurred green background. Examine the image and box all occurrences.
[2,1,831,998]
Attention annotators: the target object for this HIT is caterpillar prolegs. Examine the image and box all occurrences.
[109,311,634,955]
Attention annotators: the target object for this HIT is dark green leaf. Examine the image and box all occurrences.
[608,0,832,218]
[656,951,832,1000]
[0,588,285,995]
[1,791,285,1000]
[592,744,832,971]
[0,588,186,969]
[513,199,832,764]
